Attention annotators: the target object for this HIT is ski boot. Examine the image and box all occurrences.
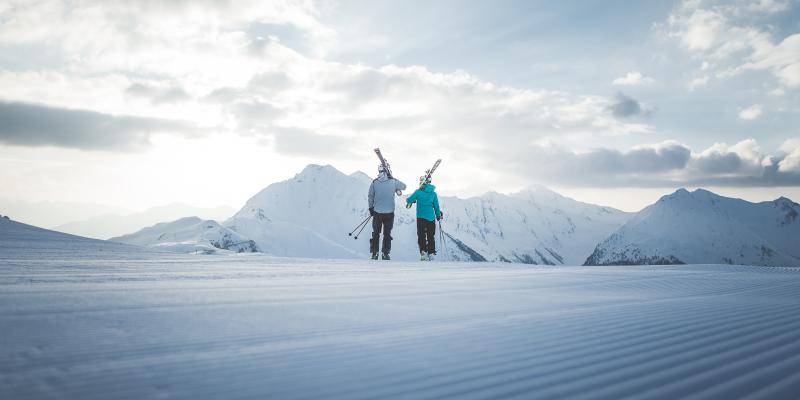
[381,253,390,260]
[420,251,428,261]
[371,252,379,260]
[427,252,435,261]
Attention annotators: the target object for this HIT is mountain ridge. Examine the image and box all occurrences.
[584,188,800,267]
[57,203,236,239]
[115,163,630,263]
[107,165,798,267]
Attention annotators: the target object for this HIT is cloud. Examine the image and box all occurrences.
[690,139,764,175]
[608,92,648,118]
[0,0,659,165]
[612,71,655,86]
[0,0,333,50]
[195,60,656,162]
[778,138,800,173]
[269,126,357,158]
[664,0,800,89]
[738,104,763,120]
[247,71,291,93]
[747,0,790,13]
[745,34,800,88]
[0,100,197,151]
[495,141,692,187]
[692,150,742,173]
[1,0,794,193]
[503,138,800,187]
[126,82,190,104]
[677,8,724,51]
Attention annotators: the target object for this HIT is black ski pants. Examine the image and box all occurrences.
[417,218,436,254]
[370,212,394,254]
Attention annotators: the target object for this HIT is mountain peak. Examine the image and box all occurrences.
[294,164,353,183]
[299,164,342,176]
[658,188,690,204]
[774,196,798,206]
[691,188,714,196]
[657,188,732,209]
[349,171,373,183]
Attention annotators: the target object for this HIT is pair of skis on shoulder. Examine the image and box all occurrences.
[373,148,441,196]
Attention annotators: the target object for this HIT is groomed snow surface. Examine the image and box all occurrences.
[3,248,800,399]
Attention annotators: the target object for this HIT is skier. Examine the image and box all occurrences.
[368,163,407,260]
[406,176,443,261]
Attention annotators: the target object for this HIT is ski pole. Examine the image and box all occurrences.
[438,220,448,260]
[353,215,372,240]
[348,215,372,237]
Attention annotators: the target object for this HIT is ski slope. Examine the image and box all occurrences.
[2,247,800,399]
[0,216,149,260]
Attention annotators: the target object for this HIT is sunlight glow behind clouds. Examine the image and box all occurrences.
[0,0,799,212]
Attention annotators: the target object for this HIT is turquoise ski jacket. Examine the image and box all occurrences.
[406,184,442,221]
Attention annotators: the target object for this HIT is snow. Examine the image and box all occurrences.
[0,216,150,260]
[3,234,800,398]
[109,217,257,254]
[586,188,800,267]
[117,164,630,263]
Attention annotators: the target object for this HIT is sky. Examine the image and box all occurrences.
[1,0,799,218]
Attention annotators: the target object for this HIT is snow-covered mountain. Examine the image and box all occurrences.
[0,215,145,259]
[57,203,236,239]
[110,217,257,254]
[220,164,630,263]
[584,189,800,267]
[439,188,630,265]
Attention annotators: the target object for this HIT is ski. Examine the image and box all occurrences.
[374,148,402,195]
[419,159,442,188]
[373,148,393,179]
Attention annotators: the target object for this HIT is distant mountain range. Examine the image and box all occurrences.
[109,217,256,254]
[56,203,236,239]
[0,199,129,229]
[584,188,800,267]
[111,165,632,262]
[9,164,794,267]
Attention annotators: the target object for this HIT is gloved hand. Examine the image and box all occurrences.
[405,203,412,209]
[369,207,375,216]
[437,211,443,221]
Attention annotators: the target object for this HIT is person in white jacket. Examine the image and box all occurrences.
[367,164,406,260]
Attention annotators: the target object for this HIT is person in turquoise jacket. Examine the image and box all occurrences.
[406,177,443,260]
